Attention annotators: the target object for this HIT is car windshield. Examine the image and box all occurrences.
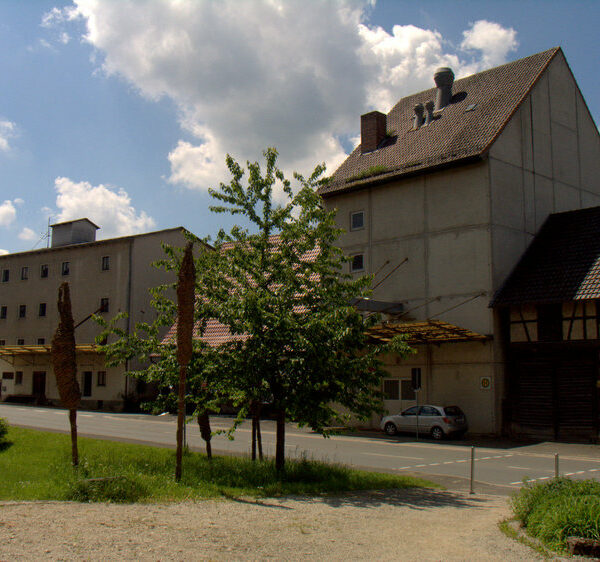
[444,406,463,416]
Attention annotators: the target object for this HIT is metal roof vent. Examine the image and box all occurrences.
[434,67,455,111]
[412,103,425,130]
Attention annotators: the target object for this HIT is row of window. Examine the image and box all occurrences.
[1,256,110,283]
[0,338,46,346]
[0,370,107,390]
[0,298,109,320]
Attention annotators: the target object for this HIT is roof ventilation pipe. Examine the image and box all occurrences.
[360,111,387,153]
[434,67,455,111]
[413,103,425,129]
[424,101,434,125]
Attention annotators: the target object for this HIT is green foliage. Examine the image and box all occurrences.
[347,164,390,182]
[510,478,600,551]
[0,417,8,441]
[66,475,148,503]
[0,427,436,501]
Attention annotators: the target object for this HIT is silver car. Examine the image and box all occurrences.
[381,405,467,440]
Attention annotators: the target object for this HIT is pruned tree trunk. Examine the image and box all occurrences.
[175,242,195,482]
[275,408,285,472]
[69,408,78,467]
[51,282,81,468]
[198,410,212,459]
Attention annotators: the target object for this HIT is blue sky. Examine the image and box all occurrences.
[1,0,599,253]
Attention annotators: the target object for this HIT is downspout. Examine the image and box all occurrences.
[124,238,133,397]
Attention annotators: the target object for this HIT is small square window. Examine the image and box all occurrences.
[100,298,109,313]
[21,267,28,280]
[0,306,6,319]
[39,303,47,317]
[0,340,5,346]
[37,338,45,345]
[40,264,49,278]
[18,305,26,318]
[17,338,24,345]
[15,371,23,385]
[97,371,107,386]
[350,211,365,231]
[351,254,364,272]
[383,379,400,400]
[102,256,110,271]
[1,269,9,282]
[62,262,70,276]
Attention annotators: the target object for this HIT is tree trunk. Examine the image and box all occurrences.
[254,402,264,461]
[197,410,212,460]
[251,414,257,461]
[175,365,186,481]
[69,408,78,467]
[275,408,285,472]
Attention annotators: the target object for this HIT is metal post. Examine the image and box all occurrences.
[415,389,420,440]
[555,453,559,478]
[470,446,475,494]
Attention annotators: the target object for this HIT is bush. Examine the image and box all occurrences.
[66,475,149,503]
[0,417,9,441]
[511,478,600,552]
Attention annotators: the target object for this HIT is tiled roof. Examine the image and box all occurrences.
[320,47,560,197]
[491,206,600,306]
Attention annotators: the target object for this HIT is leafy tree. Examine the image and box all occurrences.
[204,148,411,472]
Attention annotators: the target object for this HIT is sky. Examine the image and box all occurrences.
[1,0,599,254]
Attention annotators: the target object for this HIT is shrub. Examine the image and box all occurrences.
[66,475,149,503]
[0,417,9,441]
[511,478,600,552]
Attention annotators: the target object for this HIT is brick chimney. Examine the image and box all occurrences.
[360,111,387,153]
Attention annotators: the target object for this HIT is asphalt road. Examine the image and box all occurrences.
[1,403,599,495]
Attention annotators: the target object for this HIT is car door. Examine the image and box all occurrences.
[419,405,441,433]
[398,406,419,432]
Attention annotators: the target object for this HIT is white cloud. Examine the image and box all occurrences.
[65,2,518,189]
[0,249,8,255]
[18,227,37,241]
[53,177,156,238]
[0,200,17,227]
[0,121,17,152]
[13,198,24,205]
[461,20,518,68]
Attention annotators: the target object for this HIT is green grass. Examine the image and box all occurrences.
[510,478,600,553]
[0,426,437,503]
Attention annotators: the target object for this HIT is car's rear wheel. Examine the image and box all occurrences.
[430,426,445,440]
[384,422,397,436]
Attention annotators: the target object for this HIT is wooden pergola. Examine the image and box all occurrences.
[367,320,488,345]
[0,344,103,365]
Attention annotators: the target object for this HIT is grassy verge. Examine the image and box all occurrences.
[509,477,600,553]
[0,425,438,503]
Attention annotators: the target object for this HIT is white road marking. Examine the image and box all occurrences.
[414,464,427,467]
[589,468,600,472]
[508,466,540,470]
[80,414,93,418]
[429,463,440,466]
[363,453,425,460]
[456,459,467,463]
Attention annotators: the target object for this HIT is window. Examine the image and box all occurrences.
[62,262,70,276]
[402,406,419,416]
[350,211,365,231]
[39,303,46,317]
[401,380,416,400]
[97,371,107,386]
[21,267,28,280]
[37,338,45,345]
[1,269,9,282]
[0,306,6,319]
[100,298,109,313]
[15,371,23,385]
[18,305,26,318]
[2,372,14,380]
[0,340,5,346]
[538,304,562,342]
[101,256,110,271]
[17,339,24,345]
[420,406,440,416]
[40,264,49,278]
[383,379,400,400]
[351,254,364,272]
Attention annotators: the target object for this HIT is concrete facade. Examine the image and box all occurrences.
[324,51,600,434]
[0,224,189,410]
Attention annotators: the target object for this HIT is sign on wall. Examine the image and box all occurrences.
[480,376,492,390]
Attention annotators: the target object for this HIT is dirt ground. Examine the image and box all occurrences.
[0,489,542,561]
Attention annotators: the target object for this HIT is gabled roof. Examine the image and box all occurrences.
[320,47,560,197]
[491,206,600,307]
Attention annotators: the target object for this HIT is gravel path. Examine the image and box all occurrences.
[0,489,541,561]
